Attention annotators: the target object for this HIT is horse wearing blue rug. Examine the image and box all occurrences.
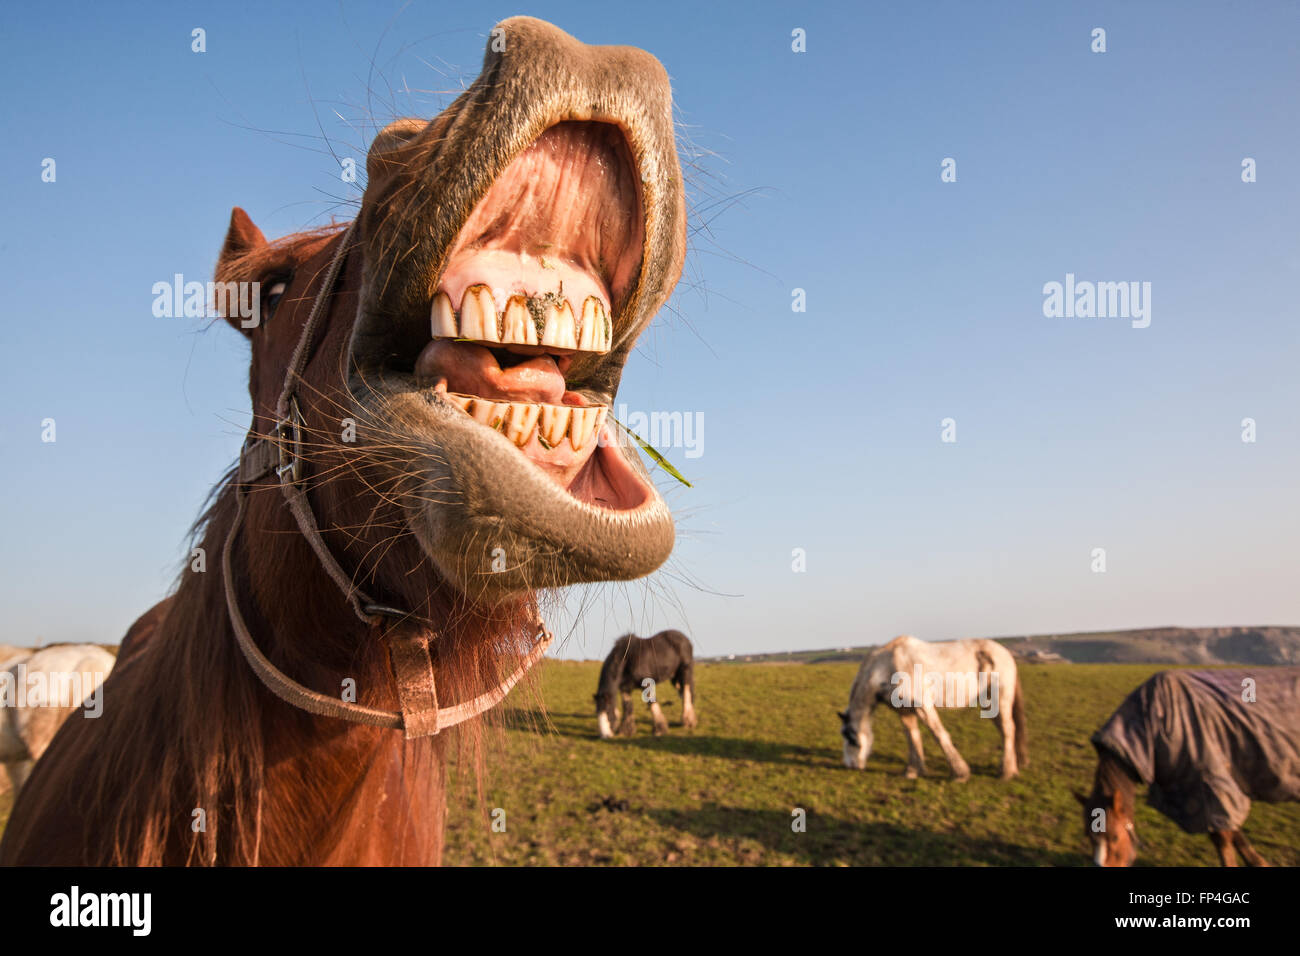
[1079,667,1300,866]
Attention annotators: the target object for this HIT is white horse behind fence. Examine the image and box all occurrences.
[0,644,115,797]
[838,635,1027,780]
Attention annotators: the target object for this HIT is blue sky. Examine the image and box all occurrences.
[2,1,1297,659]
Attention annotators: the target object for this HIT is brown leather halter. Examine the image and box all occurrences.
[222,222,552,738]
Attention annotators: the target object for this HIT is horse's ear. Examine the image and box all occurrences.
[366,118,428,182]
[220,207,267,264]
[216,207,268,338]
[836,709,849,722]
[1073,790,1090,806]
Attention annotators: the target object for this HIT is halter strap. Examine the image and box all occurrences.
[241,221,377,625]
[223,223,552,738]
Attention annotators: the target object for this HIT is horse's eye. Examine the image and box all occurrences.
[264,281,287,316]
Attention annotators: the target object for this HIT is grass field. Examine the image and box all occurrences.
[441,661,1300,866]
[3,661,1297,866]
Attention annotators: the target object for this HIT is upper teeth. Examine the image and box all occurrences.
[431,285,611,353]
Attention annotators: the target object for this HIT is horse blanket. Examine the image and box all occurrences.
[1092,668,1300,832]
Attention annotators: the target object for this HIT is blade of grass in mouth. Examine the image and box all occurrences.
[612,417,693,488]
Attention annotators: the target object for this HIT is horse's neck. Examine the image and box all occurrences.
[258,711,445,865]
[598,645,626,691]
[201,475,527,865]
[859,656,893,703]
[849,669,881,727]
[233,522,452,864]
[1094,751,1137,804]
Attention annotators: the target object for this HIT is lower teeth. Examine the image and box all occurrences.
[443,392,607,451]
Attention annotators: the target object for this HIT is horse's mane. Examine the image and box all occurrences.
[596,634,634,698]
[63,477,268,864]
[37,224,533,864]
[66,466,442,865]
[79,228,345,864]
[1091,746,1138,808]
[214,223,347,287]
[850,643,898,709]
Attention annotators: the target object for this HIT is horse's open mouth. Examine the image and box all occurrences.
[384,121,649,512]
[339,19,684,593]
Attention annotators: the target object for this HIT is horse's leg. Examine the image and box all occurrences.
[679,662,697,729]
[1210,831,1239,867]
[917,704,971,781]
[617,691,636,736]
[976,650,1016,779]
[898,709,926,779]
[681,683,697,729]
[996,692,1018,780]
[649,700,669,735]
[1232,830,1271,867]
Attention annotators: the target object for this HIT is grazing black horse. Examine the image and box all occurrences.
[594,630,697,737]
[1078,667,1300,866]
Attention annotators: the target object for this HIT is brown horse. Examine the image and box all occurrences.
[594,630,697,738]
[1078,668,1300,866]
[1077,749,1278,867]
[0,17,686,866]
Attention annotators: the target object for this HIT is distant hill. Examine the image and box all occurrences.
[703,627,1300,666]
[997,627,1300,665]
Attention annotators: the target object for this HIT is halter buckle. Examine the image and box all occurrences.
[274,395,305,486]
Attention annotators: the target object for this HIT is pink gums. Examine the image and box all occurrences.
[436,121,644,315]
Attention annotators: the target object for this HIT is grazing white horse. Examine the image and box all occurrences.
[838,635,1027,780]
[0,646,34,794]
[0,644,115,796]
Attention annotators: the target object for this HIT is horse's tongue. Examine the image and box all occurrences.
[414,339,566,404]
[414,338,611,492]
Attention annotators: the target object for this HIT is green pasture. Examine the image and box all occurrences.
[3,662,1296,866]
[441,661,1300,866]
